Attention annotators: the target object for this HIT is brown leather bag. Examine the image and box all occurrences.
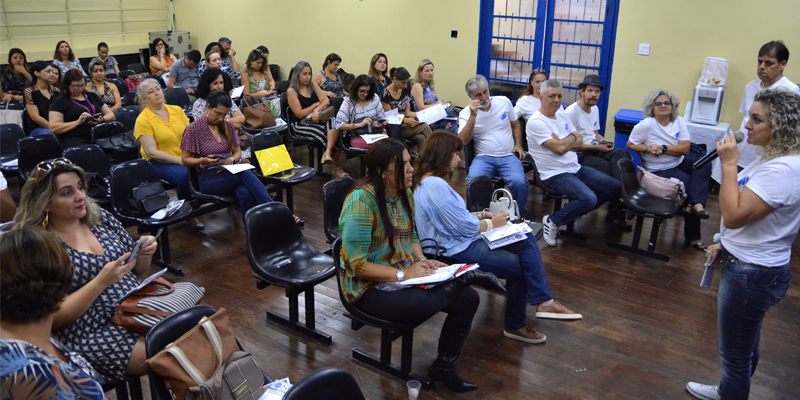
[242,99,276,129]
[110,277,205,336]
[147,309,240,400]
[188,351,267,400]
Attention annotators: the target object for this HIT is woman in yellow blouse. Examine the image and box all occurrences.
[339,138,503,393]
[132,78,201,228]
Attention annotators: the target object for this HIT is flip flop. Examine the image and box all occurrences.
[685,241,707,251]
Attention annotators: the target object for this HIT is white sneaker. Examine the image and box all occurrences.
[686,382,720,400]
[542,215,558,247]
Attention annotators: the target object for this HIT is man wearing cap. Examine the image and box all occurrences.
[560,74,631,229]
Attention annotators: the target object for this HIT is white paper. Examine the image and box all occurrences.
[481,223,533,249]
[221,163,255,174]
[231,86,245,98]
[399,263,479,286]
[385,109,402,125]
[360,134,388,144]
[259,378,292,400]
[415,103,448,125]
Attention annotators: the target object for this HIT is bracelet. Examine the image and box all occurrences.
[485,219,493,232]
[414,256,427,263]
[480,211,485,219]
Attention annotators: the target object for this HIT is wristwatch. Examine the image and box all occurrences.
[661,144,668,153]
[395,269,405,282]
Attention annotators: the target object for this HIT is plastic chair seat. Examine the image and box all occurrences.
[282,367,365,400]
[187,167,237,204]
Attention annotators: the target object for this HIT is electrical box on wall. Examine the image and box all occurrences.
[638,43,650,56]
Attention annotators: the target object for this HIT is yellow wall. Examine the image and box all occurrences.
[606,0,800,139]
[172,0,480,107]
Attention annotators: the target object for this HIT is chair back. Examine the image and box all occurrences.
[322,177,355,243]
[527,155,562,196]
[617,158,642,206]
[107,78,128,104]
[269,65,281,82]
[109,159,161,217]
[283,367,365,400]
[275,80,289,94]
[249,131,287,176]
[91,121,127,142]
[463,139,476,175]
[145,305,218,400]
[466,175,494,212]
[519,118,529,152]
[118,69,135,80]
[63,144,111,178]
[17,135,63,181]
[0,124,25,162]
[245,202,332,286]
[114,105,142,132]
[164,87,192,108]
[128,63,147,74]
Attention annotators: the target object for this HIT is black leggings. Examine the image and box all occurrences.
[356,284,480,331]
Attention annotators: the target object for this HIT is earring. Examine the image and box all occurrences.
[42,211,49,228]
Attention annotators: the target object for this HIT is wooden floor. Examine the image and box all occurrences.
[25,145,799,399]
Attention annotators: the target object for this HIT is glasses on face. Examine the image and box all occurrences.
[358,89,370,94]
[71,83,86,90]
[655,101,672,108]
[34,158,73,184]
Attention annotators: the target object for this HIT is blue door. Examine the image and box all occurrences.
[478,0,620,135]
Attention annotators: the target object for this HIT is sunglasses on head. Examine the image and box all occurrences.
[34,158,73,184]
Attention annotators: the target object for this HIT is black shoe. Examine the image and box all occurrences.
[429,355,479,393]
[458,270,506,293]
[609,218,632,231]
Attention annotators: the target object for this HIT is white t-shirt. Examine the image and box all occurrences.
[513,95,541,122]
[0,172,6,191]
[562,102,600,144]
[720,155,800,266]
[458,96,518,158]
[628,116,690,172]
[738,77,800,167]
[526,110,581,181]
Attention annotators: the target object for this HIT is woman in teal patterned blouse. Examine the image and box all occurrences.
[339,138,503,393]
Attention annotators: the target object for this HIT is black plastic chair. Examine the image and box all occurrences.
[607,158,681,262]
[283,367,365,400]
[17,134,63,182]
[245,202,336,345]
[163,87,194,119]
[91,121,139,164]
[466,174,544,240]
[337,133,367,178]
[186,166,237,204]
[127,63,147,74]
[63,144,112,207]
[0,123,25,174]
[322,176,355,244]
[107,78,128,104]
[331,238,431,388]
[269,65,281,82]
[118,69,136,80]
[249,131,315,213]
[280,92,326,174]
[101,375,144,400]
[527,156,586,242]
[114,105,142,132]
[91,121,127,142]
[275,79,289,94]
[109,160,193,275]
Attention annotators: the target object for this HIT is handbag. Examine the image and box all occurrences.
[188,351,267,400]
[487,188,521,221]
[127,181,170,216]
[95,131,138,163]
[254,145,293,176]
[84,171,110,200]
[147,309,244,400]
[237,128,252,151]
[316,106,335,124]
[241,97,276,129]
[111,277,205,336]
[348,100,376,138]
[637,166,687,205]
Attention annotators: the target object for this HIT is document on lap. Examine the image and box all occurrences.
[415,103,448,125]
[398,264,479,286]
[221,163,256,174]
[481,223,533,250]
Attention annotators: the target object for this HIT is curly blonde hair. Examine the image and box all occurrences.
[642,89,679,122]
[754,88,800,162]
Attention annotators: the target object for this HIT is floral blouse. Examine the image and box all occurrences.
[53,59,86,77]
[338,185,419,304]
[198,59,240,79]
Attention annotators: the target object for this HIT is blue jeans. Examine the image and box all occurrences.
[30,127,52,136]
[716,248,791,400]
[198,168,272,219]
[467,154,529,217]
[150,160,190,200]
[453,233,552,331]
[543,166,621,226]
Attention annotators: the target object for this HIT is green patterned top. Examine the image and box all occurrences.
[338,185,419,304]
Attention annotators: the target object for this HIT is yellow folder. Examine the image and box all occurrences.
[255,145,293,176]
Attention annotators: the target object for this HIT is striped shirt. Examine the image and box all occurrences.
[338,185,419,304]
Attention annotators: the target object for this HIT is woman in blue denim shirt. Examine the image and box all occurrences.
[687,89,800,400]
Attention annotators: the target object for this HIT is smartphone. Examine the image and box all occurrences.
[91,113,102,119]
[210,154,232,159]
[129,228,163,263]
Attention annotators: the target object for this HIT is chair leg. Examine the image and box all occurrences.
[265,287,332,345]
[607,215,671,262]
[127,376,144,400]
[114,384,130,400]
[359,157,366,178]
[286,186,294,213]
[351,328,431,389]
[552,198,586,242]
[151,227,182,276]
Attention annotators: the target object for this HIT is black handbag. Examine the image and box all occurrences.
[85,172,110,200]
[96,131,139,164]
[349,101,376,138]
[127,181,170,216]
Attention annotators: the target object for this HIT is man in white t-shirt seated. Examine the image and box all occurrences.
[527,80,621,246]
[560,75,631,230]
[459,74,529,217]
[737,40,800,168]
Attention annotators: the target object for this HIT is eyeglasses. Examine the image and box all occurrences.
[358,89,370,94]
[71,83,86,90]
[655,101,672,108]
[34,158,73,184]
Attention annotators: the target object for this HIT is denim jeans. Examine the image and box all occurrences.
[466,154,530,217]
[453,233,552,331]
[716,248,791,400]
[150,160,190,200]
[543,166,621,226]
[30,127,52,136]
[198,168,272,219]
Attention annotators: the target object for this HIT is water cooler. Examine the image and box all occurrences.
[689,57,727,125]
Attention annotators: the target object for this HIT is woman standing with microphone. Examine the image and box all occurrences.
[687,88,800,400]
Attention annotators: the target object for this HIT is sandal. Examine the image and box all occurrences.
[332,167,350,179]
[692,206,710,220]
[294,215,305,227]
[321,153,333,165]
[685,241,707,251]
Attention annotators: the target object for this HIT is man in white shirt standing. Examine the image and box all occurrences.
[459,74,529,218]
[737,40,800,168]
[527,80,621,246]
[561,75,632,230]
